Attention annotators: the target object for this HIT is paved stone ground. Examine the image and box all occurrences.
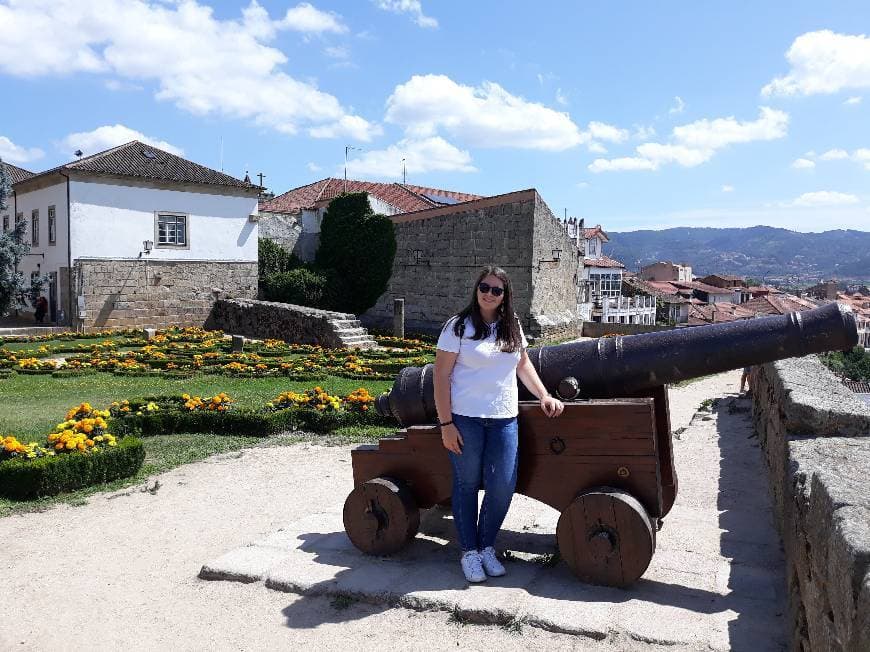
[201,372,787,650]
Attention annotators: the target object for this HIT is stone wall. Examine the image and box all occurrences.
[258,211,319,261]
[205,298,356,347]
[751,356,870,651]
[363,190,581,343]
[74,259,257,330]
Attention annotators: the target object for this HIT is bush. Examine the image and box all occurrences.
[261,268,329,307]
[0,436,145,500]
[316,193,396,314]
[258,237,302,280]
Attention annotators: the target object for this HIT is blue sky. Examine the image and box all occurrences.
[1,0,869,232]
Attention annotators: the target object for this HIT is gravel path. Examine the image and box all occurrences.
[1,370,763,651]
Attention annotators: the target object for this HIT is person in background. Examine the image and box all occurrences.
[34,296,48,324]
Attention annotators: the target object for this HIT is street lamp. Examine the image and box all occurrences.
[344,145,363,193]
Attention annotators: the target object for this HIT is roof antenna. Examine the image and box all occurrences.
[74,150,83,159]
[402,158,406,185]
[219,137,224,172]
[344,145,362,193]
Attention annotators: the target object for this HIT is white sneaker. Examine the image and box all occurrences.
[480,546,506,577]
[460,550,486,583]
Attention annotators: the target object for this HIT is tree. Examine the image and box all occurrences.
[0,158,45,317]
[316,193,396,314]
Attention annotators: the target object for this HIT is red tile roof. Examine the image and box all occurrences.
[743,293,818,316]
[674,280,735,295]
[583,255,624,269]
[623,277,690,302]
[260,177,482,215]
[2,161,35,184]
[16,141,252,189]
[688,302,754,325]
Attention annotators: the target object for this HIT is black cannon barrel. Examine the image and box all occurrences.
[376,302,858,427]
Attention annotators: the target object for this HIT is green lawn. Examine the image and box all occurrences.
[0,372,394,437]
[0,371,399,517]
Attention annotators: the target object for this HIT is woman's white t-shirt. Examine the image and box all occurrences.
[436,316,528,418]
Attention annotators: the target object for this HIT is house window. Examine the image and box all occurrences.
[48,206,56,245]
[2,215,7,232]
[590,271,622,300]
[156,213,188,247]
[31,209,39,246]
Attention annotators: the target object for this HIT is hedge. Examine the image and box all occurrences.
[110,406,390,437]
[0,436,145,500]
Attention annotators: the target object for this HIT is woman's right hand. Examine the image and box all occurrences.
[440,423,463,455]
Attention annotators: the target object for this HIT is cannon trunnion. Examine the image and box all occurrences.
[345,391,674,588]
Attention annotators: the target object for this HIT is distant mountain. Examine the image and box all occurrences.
[606,226,870,282]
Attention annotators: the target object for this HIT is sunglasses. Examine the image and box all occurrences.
[478,282,504,297]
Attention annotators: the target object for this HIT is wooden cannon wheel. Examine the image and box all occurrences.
[556,487,655,588]
[343,477,420,555]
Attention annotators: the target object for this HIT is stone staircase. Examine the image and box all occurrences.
[327,318,378,350]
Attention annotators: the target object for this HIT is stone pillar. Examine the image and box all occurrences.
[393,298,405,339]
[232,335,245,352]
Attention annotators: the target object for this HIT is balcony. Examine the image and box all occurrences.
[600,295,657,324]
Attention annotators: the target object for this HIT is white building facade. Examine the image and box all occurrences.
[7,142,259,329]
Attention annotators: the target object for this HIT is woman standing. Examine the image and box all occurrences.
[434,265,564,583]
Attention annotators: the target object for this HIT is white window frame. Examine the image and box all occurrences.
[48,205,56,245]
[31,209,39,246]
[155,212,190,249]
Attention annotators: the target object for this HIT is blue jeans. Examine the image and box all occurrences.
[448,413,519,552]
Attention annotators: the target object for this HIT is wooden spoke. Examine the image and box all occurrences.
[343,477,420,555]
[556,487,655,587]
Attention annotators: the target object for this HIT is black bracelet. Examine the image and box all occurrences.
[439,420,453,427]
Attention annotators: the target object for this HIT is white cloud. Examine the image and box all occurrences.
[345,136,475,178]
[763,30,870,96]
[588,157,658,173]
[669,96,685,115]
[385,74,584,150]
[671,107,788,150]
[587,121,629,143]
[60,125,183,157]
[853,148,870,170]
[374,0,437,28]
[845,96,863,105]
[324,45,350,60]
[576,181,590,189]
[0,1,376,141]
[278,2,347,33]
[306,162,322,172]
[633,125,656,140]
[791,157,815,169]
[589,107,789,173]
[820,148,849,160]
[555,88,568,106]
[0,135,44,164]
[789,191,860,207]
[587,142,607,154]
[721,184,734,193]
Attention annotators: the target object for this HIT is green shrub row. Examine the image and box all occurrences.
[110,406,390,437]
[0,437,145,500]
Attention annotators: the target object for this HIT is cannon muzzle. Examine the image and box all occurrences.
[376,302,858,427]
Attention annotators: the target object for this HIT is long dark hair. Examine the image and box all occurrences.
[452,265,524,352]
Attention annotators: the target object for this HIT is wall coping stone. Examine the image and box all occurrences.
[754,355,870,651]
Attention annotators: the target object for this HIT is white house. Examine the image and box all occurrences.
[4,141,259,329]
[566,222,656,325]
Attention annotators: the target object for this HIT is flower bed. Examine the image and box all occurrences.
[0,402,143,499]
[110,387,388,437]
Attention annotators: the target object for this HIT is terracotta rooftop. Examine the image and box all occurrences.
[743,293,818,316]
[261,177,483,215]
[1,161,35,185]
[15,141,253,190]
[675,280,735,295]
[623,276,690,303]
[688,302,754,325]
[583,255,624,269]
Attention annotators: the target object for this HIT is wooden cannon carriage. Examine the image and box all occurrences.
[343,303,858,587]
